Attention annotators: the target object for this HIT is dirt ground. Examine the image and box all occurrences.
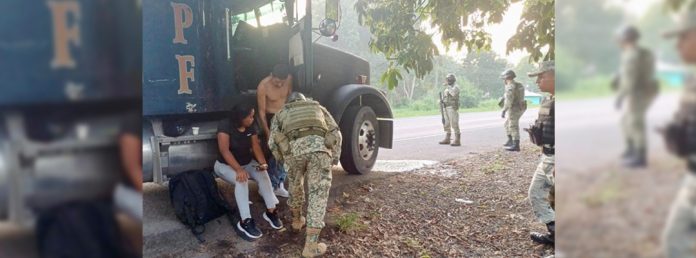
[556,155,687,258]
[170,144,555,257]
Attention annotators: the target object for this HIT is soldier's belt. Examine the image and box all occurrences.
[288,128,326,140]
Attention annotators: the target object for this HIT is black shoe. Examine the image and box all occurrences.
[530,232,554,245]
[531,221,555,245]
[503,135,513,147]
[263,210,284,230]
[621,140,634,159]
[505,140,520,151]
[623,149,646,168]
[237,218,263,240]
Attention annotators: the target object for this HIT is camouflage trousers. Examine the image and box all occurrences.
[662,166,696,258]
[622,100,651,152]
[505,111,523,141]
[528,153,555,224]
[286,152,333,229]
[443,106,460,134]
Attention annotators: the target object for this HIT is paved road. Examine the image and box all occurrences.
[556,93,681,172]
[379,109,539,161]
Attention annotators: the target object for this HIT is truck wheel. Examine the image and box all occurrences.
[339,105,379,175]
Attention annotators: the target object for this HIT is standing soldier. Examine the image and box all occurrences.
[268,92,342,257]
[661,8,696,258]
[500,69,527,151]
[438,73,461,146]
[613,25,659,168]
[525,61,555,246]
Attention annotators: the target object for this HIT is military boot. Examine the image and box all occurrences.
[505,140,520,151]
[450,133,461,146]
[438,133,451,145]
[530,221,554,245]
[302,227,327,257]
[290,209,306,232]
[503,135,513,147]
[623,148,646,168]
[621,140,634,159]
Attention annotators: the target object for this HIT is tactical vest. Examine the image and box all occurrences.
[513,82,527,109]
[281,100,329,135]
[537,97,554,149]
[443,85,459,108]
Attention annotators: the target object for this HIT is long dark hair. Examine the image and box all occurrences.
[229,103,254,129]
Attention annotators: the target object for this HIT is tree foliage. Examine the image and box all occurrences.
[665,0,696,11]
[354,0,554,89]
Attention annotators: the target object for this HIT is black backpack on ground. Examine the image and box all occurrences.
[168,169,236,243]
[36,200,135,258]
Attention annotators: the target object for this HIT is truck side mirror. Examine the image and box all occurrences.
[319,18,337,37]
[320,0,339,37]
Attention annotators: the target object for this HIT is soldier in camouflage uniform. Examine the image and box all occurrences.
[500,69,527,151]
[613,25,659,168]
[526,61,555,246]
[661,9,696,258]
[268,92,342,257]
[439,74,461,146]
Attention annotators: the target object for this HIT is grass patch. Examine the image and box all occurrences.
[402,237,431,257]
[483,160,508,174]
[336,212,366,233]
[583,172,624,207]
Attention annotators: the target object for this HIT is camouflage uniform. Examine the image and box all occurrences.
[269,101,341,229]
[662,76,696,258]
[528,96,555,224]
[660,10,696,257]
[268,93,341,257]
[526,61,556,245]
[442,84,461,135]
[617,43,658,166]
[503,81,526,142]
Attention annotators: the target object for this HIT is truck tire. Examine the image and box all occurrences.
[339,105,379,175]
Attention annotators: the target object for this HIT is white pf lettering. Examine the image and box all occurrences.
[47,0,81,69]
[175,55,195,94]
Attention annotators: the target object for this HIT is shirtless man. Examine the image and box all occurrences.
[257,64,293,197]
[258,64,293,138]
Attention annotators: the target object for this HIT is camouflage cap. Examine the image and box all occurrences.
[528,60,555,77]
[664,8,696,38]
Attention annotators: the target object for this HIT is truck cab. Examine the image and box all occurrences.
[143,0,393,183]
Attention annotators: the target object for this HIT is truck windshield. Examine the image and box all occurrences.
[231,0,284,29]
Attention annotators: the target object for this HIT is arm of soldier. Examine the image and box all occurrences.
[268,116,285,162]
[257,82,270,137]
[217,132,249,182]
[322,107,343,164]
[618,53,640,98]
[502,85,513,112]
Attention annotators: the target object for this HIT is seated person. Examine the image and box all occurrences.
[214,103,283,240]
[257,64,293,197]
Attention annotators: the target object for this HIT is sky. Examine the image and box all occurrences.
[431,2,528,66]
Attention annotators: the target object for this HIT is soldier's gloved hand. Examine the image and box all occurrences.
[501,111,506,119]
[332,158,340,166]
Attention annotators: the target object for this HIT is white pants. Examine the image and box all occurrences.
[214,160,279,220]
[113,183,142,222]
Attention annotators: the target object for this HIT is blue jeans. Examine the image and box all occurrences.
[268,158,287,189]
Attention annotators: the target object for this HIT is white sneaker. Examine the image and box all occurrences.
[274,184,289,198]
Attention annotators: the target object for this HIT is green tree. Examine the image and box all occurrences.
[459,51,510,99]
[354,0,554,89]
